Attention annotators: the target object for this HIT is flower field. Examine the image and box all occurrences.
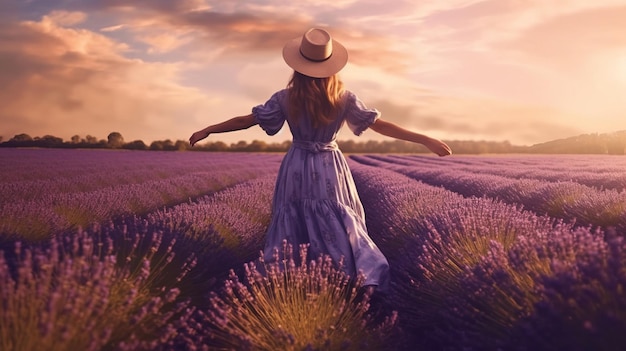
[1,149,625,350]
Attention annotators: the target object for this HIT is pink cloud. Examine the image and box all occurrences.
[0,15,214,143]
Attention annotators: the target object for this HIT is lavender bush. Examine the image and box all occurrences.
[186,241,397,351]
[0,228,194,351]
[508,230,626,351]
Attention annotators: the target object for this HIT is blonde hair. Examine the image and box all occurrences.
[287,71,345,128]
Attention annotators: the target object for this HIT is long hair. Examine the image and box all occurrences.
[287,71,345,128]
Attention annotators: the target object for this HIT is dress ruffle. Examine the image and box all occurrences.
[343,91,381,136]
[252,90,287,135]
[264,198,389,286]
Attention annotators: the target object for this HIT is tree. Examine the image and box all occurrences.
[174,140,190,151]
[205,141,228,151]
[71,135,81,144]
[149,141,164,150]
[231,140,248,151]
[149,139,175,151]
[123,140,148,150]
[85,135,98,144]
[34,135,64,148]
[10,133,33,142]
[107,132,124,148]
[247,140,267,152]
[338,139,356,153]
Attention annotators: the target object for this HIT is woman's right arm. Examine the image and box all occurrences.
[369,118,452,156]
[189,114,257,146]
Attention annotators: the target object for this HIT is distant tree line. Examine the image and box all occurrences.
[1,131,625,154]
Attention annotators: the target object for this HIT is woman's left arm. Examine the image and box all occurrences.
[189,114,258,146]
[370,118,452,156]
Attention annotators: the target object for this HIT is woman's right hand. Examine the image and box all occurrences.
[189,131,209,147]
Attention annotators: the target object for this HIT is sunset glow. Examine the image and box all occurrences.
[2,0,625,145]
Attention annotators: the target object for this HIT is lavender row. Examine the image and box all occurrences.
[0,149,280,183]
[352,155,626,232]
[146,173,277,265]
[0,225,196,351]
[385,153,626,175]
[349,160,626,350]
[375,154,626,191]
[101,172,278,311]
[0,149,281,203]
[0,150,282,240]
[0,169,280,350]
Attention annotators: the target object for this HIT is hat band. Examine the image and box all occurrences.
[300,48,332,62]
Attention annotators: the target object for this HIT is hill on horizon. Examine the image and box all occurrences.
[527,130,626,155]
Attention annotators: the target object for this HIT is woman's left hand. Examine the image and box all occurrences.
[425,138,452,157]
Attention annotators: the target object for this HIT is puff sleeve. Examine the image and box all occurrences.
[252,90,287,136]
[344,91,381,136]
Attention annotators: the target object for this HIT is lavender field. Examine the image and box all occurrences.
[1,149,625,350]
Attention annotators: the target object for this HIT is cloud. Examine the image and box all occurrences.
[101,24,127,32]
[138,31,194,54]
[0,15,217,142]
[47,10,87,26]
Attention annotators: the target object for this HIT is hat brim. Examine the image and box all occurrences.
[282,37,348,78]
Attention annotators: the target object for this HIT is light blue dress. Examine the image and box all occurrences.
[252,89,389,287]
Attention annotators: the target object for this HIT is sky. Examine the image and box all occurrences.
[2,0,626,146]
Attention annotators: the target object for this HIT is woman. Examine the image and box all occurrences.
[190,28,451,291]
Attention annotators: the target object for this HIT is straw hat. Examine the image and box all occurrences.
[282,28,348,78]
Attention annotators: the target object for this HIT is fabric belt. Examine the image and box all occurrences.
[291,140,338,153]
